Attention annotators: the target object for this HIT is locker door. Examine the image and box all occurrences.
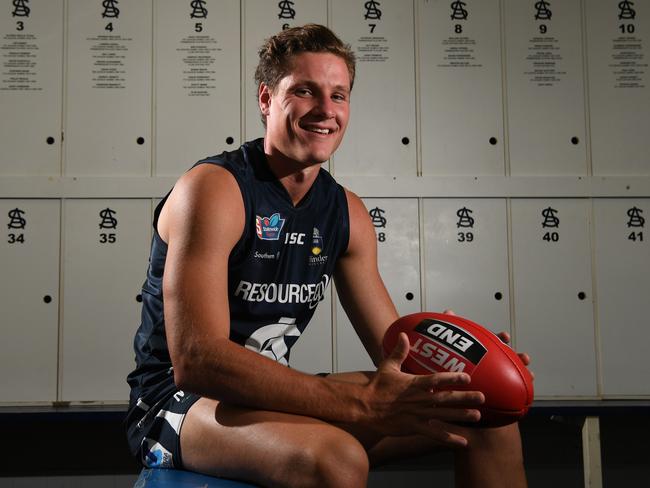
[65,0,152,176]
[0,0,63,175]
[593,199,650,397]
[330,0,416,176]
[61,199,151,401]
[0,200,59,402]
[504,0,587,175]
[586,0,649,175]
[418,0,505,175]
[422,199,510,335]
[242,0,327,141]
[289,291,333,375]
[154,0,241,175]
[511,199,597,397]
[336,198,420,372]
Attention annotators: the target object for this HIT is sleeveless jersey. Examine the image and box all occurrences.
[126,138,350,416]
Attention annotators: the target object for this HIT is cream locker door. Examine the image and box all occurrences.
[0,0,63,175]
[65,0,152,176]
[418,0,505,175]
[330,0,416,176]
[0,200,59,402]
[586,0,649,175]
[61,199,151,401]
[336,198,420,372]
[154,0,241,175]
[242,0,327,141]
[593,199,650,397]
[511,199,597,397]
[289,291,333,375]
[422,199,510,335]
[504,0,587,175]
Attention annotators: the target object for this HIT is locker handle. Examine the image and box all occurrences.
[43,295,52,303]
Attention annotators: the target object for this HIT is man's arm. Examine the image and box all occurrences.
[159,164,361,419]
[159,168,482,444]
[334,189,399,366]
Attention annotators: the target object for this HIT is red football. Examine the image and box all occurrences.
[382,312,534,427]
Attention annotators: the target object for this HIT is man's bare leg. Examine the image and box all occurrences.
[329,371,528,488]
[180,397,370,488]
[180,371,526,488]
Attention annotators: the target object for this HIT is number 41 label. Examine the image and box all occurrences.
[628,231,643,242]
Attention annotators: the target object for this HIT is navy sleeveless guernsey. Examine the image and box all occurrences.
[126,138,350,439]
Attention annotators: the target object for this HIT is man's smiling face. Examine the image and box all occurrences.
[259,51,351,167]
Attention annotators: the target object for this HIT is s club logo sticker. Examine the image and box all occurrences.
[256,213,286,241]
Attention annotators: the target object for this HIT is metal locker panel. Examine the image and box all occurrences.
[511,199,597,397]
[242,0,327,141]
[289,290,333,374]
[0,200,59,402]
[330,0,416,176]
[586,0,649,175]
[0,0,63,175]
[65,0,152,176]
[61,199,151,401]
[504,0,588,175]
[593,199,650,397]
[422,198,510,335]
[418,0,505,175]
[336,198,420,372]
[154,0,241,176]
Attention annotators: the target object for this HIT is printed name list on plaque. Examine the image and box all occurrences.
[177,0,220,97]
[86,0,132,90]
[610,0,646,89]
[438,1,483,68]
[356,1,390,63]
[524,1,567,87]
[1,0,42,92]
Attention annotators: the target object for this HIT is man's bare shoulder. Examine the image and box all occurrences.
[339,187,375,257]
[159,163,244,244]
[342,187,366,218]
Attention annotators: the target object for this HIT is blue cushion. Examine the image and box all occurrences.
[135,468,259,487]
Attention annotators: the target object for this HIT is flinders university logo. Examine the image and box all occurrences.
[256,212,285,240]
[311,227,324,255]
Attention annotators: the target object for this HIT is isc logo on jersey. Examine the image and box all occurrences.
[256,213,285,240]
[409,319,488,374]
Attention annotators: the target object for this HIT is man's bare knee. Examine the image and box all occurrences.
[463,422,523,454]
[284,431,369,488]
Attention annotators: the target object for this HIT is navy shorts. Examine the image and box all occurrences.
[126,372,329,469]
[126,389,201,469]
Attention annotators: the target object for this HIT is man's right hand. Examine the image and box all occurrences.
[362,332,485,447]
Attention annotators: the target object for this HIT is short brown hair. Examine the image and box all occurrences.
[255,24,356,107]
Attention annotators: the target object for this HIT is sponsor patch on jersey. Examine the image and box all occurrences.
[410,318,488,374]
[256,212,285,240]
[234,274,330,309]
[311,227,324,255]
[254,250,279,260]
[309,227,328,265]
